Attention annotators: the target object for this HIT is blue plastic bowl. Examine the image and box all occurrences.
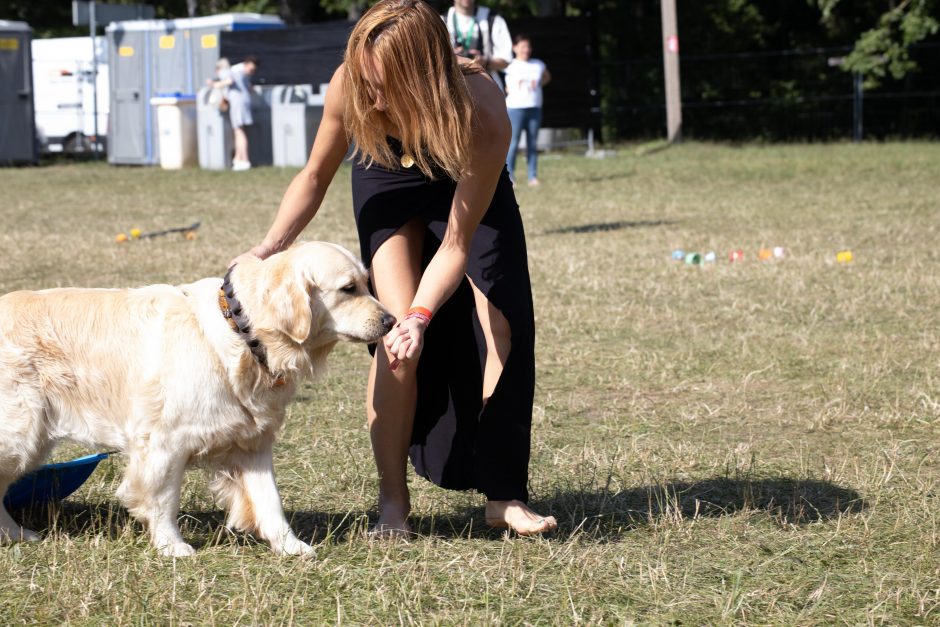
[3,453,110,510]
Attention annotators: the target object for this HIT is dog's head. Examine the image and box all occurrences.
[230,241,395,377]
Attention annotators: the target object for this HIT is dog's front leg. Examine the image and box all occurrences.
[213,444,313,556]
[117,445,194,557]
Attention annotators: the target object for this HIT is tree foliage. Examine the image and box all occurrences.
[0,0,577,33]
[812,0,939,86]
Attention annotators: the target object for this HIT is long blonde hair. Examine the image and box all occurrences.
[344,0,483,181]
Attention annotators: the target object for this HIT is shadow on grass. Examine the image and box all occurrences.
[12,476,865,547]
[529,476,867,541]
[570,170,635,184]
[543,219,678,236]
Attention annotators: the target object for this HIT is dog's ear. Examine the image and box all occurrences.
[271,263,313,344]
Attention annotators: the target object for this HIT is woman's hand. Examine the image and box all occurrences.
[228,242,276,268]
[383,317,427,371]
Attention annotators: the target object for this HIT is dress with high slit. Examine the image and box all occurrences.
[351,138,535,502]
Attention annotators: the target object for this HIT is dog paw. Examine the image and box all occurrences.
[159,542,196,558]
[276,536,316,557]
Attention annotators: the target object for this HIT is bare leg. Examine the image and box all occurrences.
[469,282,558,535]
[367,218,424,536]
[233,126,249,163]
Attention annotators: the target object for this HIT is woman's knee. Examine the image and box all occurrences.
[370,219,425,315]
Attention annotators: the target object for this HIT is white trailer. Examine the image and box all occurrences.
[31,36,109,153]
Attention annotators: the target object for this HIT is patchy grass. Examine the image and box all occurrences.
[0,143,938,624]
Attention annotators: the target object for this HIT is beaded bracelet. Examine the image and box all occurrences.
[403,306,432,326]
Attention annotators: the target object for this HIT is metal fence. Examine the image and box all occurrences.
[603,43,940,141]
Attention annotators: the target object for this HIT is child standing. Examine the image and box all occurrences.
[504,34,551,186]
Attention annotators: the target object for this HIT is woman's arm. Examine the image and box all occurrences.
[540,65,552,87]
[233,66,350,263]
[414,74,510,311]
[385,72,511,362]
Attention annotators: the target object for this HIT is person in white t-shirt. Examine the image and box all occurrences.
[444,1,513,89]
[504,34,551,186]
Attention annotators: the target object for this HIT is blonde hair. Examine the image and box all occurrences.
[344,0,484,181]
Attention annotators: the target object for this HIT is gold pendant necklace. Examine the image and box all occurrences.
[400,154,415,168]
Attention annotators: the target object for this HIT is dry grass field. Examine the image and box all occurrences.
[0,142,938,625]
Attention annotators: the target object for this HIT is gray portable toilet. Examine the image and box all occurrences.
[106,13,282,166]
[0,20,37,164]
[271,84,327,168]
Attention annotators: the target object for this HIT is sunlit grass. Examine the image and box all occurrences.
[1,143,938,624]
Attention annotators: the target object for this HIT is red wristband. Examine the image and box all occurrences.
[404,306,432,326]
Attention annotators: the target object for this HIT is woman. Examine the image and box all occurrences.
[232,0,556,537]
[504,34,551,186]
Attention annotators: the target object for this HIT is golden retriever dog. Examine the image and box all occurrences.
[0,242,394,557]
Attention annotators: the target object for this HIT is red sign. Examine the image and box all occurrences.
[667,35,679,53]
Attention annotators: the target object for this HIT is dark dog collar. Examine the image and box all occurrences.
[219,266,285,386]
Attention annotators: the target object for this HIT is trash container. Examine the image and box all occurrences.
[196,85,232,170]
[107,13,284,165]
[150,93,197,169]
[271,84,327,168]
[245,85,274,167]
[197,85,273,169]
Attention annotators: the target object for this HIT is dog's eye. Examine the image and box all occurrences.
[340,283,357,294]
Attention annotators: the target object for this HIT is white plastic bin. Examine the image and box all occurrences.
[196,85,232,170]
[150,93,197,168]
[271,84,328,167]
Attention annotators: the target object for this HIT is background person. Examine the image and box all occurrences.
[504,34,551,186]
[216,55,259,172]
[444,0,512,90]
[232,0,556,537]
[206,57,232,113]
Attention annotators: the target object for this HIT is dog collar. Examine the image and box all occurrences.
[219,266,285,387]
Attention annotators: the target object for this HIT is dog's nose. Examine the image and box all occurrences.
[381,313,397,332]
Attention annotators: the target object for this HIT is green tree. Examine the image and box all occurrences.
[812,0,939,86]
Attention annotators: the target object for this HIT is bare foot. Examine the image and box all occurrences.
[485,500,557,536]
[367,522,412,540]
[527,178,541,187]
[369,496,412,540]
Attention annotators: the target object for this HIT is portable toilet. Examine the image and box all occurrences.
[0,20,37,164]
[106,13,282,166]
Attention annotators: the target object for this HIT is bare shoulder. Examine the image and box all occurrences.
[322,64,348,119]
[328,64,347,99]
[465,71,508,127]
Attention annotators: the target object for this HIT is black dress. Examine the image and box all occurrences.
[351,138,535,502]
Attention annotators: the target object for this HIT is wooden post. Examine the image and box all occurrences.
[661,0,682,142]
